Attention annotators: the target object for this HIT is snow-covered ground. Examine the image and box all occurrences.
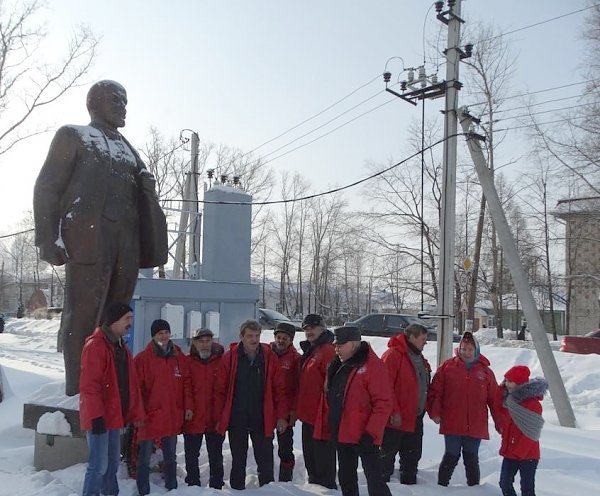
[1,319,599,496]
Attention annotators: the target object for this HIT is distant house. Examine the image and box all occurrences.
[474,296,566,335]
[553,196,600,335]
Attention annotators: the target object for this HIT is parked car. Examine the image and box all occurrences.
[560,330,600,355]
[345,313,461,341]
[257,308,302,332]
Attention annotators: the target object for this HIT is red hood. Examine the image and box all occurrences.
[387,333,408,351]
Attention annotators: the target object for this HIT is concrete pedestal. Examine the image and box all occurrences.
[23,403,88,471]
[34,432,88,471]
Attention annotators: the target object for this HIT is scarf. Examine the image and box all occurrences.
[504,377,548,441]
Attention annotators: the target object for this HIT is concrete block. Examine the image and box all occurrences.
[34,432,88,471]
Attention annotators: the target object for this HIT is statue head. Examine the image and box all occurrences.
[87,80,127,129]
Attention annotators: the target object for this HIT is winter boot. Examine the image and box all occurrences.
[437,453,460,486]
[278,461,294,482]
[463,452,480,486]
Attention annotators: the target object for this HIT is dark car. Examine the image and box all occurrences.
[345,313,461,342]
[257,308,302,332]
[560,329,600,355]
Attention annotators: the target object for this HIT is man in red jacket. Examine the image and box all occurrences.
[380,323,431,485]
[134,319,193,496]
[315,326,393,496]
[213,319,287,490]
[297,313,337,489]
[183,328,225,489]
[271,321,301,482]
[80,303,144,496]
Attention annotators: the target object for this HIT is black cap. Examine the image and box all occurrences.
[192,328,214,339]
[102,303,133,326]
[274,322,296,339]
[302,313,325,329]
[151,319,171,337]
[333,326,361,345]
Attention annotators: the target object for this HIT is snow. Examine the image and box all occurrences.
[1,318,600,495]
[37,411,72,437]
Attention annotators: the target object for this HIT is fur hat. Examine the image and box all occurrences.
[302,313,325,329]
[333,326,361,345]
[274,322,296,339]
[505,365,530,385]
[102,303,133,326]
[151,319,171,337]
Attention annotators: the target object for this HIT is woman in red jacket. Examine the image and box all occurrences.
[498,365,548,496]
[427,331,502,486]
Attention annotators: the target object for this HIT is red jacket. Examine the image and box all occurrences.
[498,388,543,460]
[271,343,301,420]
[213,343,286,437]
[79,327,144,431]
[381,334,431,432]
[427,351,502,439]
[183,343,224,434]
[134,341,193,441]
[314,343,393,445]
[296,330,336,425]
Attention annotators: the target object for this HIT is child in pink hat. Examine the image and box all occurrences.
[497,365,548,496]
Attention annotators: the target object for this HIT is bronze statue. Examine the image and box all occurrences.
[34,80,167,396]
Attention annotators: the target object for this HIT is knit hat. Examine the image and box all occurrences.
[333,326,361,345]
[151,319,171,337]
[302,313,325,329]
[274,322,296,339]
[505,365,530,385]
[102,303,133,326]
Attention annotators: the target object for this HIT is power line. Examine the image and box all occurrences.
[259,96,397,167]
[495,114,588,132]
[494,94,585,114]
[167,133,464,206]
[244,73,382,157]
[257,88,386,162]
[483,102,596,125]
[466,80,596,107]
[0,228,34,239]
[480,4,599,43]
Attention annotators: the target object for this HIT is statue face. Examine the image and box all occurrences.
[95,83,127,129]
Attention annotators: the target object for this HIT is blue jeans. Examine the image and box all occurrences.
[444,435,481,457]
[136,435,178,495]
[82,429,121,496]
[499,458,538,496]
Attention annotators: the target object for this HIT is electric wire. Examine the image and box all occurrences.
[479,4,599,44]
[167,133,465,206]
[482,102,596,125]
[244,73,383,157]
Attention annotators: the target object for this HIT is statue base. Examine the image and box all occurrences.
[23,403,88,471]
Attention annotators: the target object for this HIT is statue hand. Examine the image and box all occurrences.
[39,242,68,266]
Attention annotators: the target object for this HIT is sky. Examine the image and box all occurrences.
[1,318,600,495]
[0,0,591,235]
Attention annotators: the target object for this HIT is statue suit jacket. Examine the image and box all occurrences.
[34,124,167,268]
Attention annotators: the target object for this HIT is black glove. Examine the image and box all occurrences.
[358,433,374,450]
[91,417,107,435]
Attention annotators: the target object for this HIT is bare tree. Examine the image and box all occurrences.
[0,0,99,155]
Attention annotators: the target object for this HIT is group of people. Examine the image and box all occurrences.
[79,302,548,496]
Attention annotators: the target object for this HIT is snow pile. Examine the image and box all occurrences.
[29,381,79,410]
[37,411,72,437]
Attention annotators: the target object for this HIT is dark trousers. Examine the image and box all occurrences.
[277,426,295,478]
[499,458,539,496]
[59,214,139,395]
[228,428,274,489]
[380,414,424,484]
[337,442,391,496]
[136,435,177,496]
[183,432,225,488]
[301,422,337,489]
